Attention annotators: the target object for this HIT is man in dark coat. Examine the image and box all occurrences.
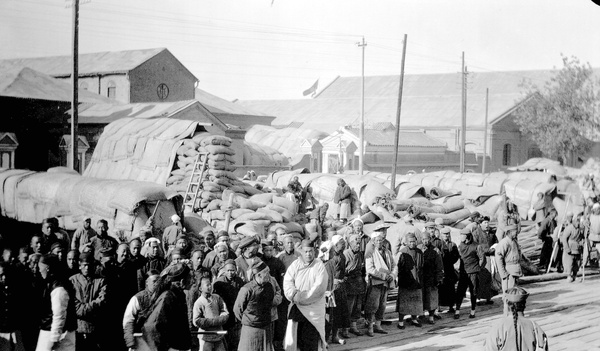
[137,239,166,291]
[327,235,350,342]
[333,178,352,223]
[69,253,107,351]
[213,260,245,351]
[438,227,459,313]
[419,232,444,324]
[538,209,557,270]
[344,233,367,336]
[396,233,423,329]
[455,229,484,319]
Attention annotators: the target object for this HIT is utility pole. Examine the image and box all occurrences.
[70,0,79,172]
[357,37,367,175]
[391,34,407,192]
[482,88,489,173]
[460,52,466,173]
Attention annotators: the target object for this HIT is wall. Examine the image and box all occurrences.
[61,74,130,103]
[129,50,196,103]
[490,113,528,171]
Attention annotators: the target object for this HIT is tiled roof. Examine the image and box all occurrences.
[195,88,269,116]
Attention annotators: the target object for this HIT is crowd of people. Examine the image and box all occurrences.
[9,181,600,351]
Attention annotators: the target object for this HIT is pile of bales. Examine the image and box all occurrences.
[166,134,262,210]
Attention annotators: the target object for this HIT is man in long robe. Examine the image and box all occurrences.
[419,232,444,325]
[495,224,523,315]
[343,233,366,336]
[396,233,423,328]
[438,227,459,312]
[283,240,328,351]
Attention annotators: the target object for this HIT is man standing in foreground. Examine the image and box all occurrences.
[495,224,523,315]
[283,240,328,351]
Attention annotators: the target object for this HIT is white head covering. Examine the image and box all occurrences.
[331,234,343,246]
[171,214,181,223]
[371,231,384,239]
[351,218,364,226]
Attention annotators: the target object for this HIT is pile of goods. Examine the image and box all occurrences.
[166,133,262,210]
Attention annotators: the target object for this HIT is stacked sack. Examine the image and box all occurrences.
[166,133,263,210]
[203,190,306,242]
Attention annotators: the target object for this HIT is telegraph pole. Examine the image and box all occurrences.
[460,52,466,173]
[391,34,407,192]
[70,0,79,172]
[357,37,367,175]
[482,88,489,173]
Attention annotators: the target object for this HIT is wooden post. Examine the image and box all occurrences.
[483,88,489,173]
[70,0,79,172]
[391,34,407,192]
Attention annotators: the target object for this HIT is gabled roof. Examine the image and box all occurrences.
[239,69,600,133]
[244,125,328,160]
[195,88,269,116]
[0,48,185,78]
[74,100,228,130]
[344,127,446,148]
[0,67,113,104]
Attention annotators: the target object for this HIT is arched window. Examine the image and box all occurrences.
[107,81,116,99]
[503,144,512,166]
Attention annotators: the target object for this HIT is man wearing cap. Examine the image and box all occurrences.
[142,263,192,351]
[235,236,261,282]
[364,229,396,335]
[455,228,484,319]
[495,224,523,315]
[283,240,328,350]
[234,260,278,351]
[496,198,521,242]
[438,227,459,313]
[89,220,119,262]
[71,218,97,253]
[162,214,184,253]
[538,209,558,271]
[561,212,584,283]
[344,233,367,336]
[365,223,392,256]
[203,229,217,253]
[419,232,444,324]
[210,242,232,278]
[213,259,244,351]
[37,254,77,351]
[484,287,548,351]
[69,253,106,351]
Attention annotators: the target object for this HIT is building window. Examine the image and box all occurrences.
[107,81,116,99]
[157,83,169,100]
[503,144,512,166]
[79,81,88,91]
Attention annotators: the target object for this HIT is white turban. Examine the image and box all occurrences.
[171,214,181,223]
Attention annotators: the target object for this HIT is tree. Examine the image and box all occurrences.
[514,55,600,164]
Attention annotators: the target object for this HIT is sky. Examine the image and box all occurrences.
[1,0,600,101]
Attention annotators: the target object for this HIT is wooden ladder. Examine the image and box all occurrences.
[181,152,209,213]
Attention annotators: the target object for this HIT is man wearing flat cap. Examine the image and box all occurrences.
[438,227,459,314]
[69,253,106,351]
[494,223,523,315]
[365,223,391,257]
[283,240,328,350]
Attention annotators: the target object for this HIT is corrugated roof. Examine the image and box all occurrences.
[0,67,113,104]
[239,69,599,133]
[345,128,446,148]
[74,100,227,130]
[0,48,166,77]
[195,88,269,116]
[244,125,328,160]
[83,117,198,185]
